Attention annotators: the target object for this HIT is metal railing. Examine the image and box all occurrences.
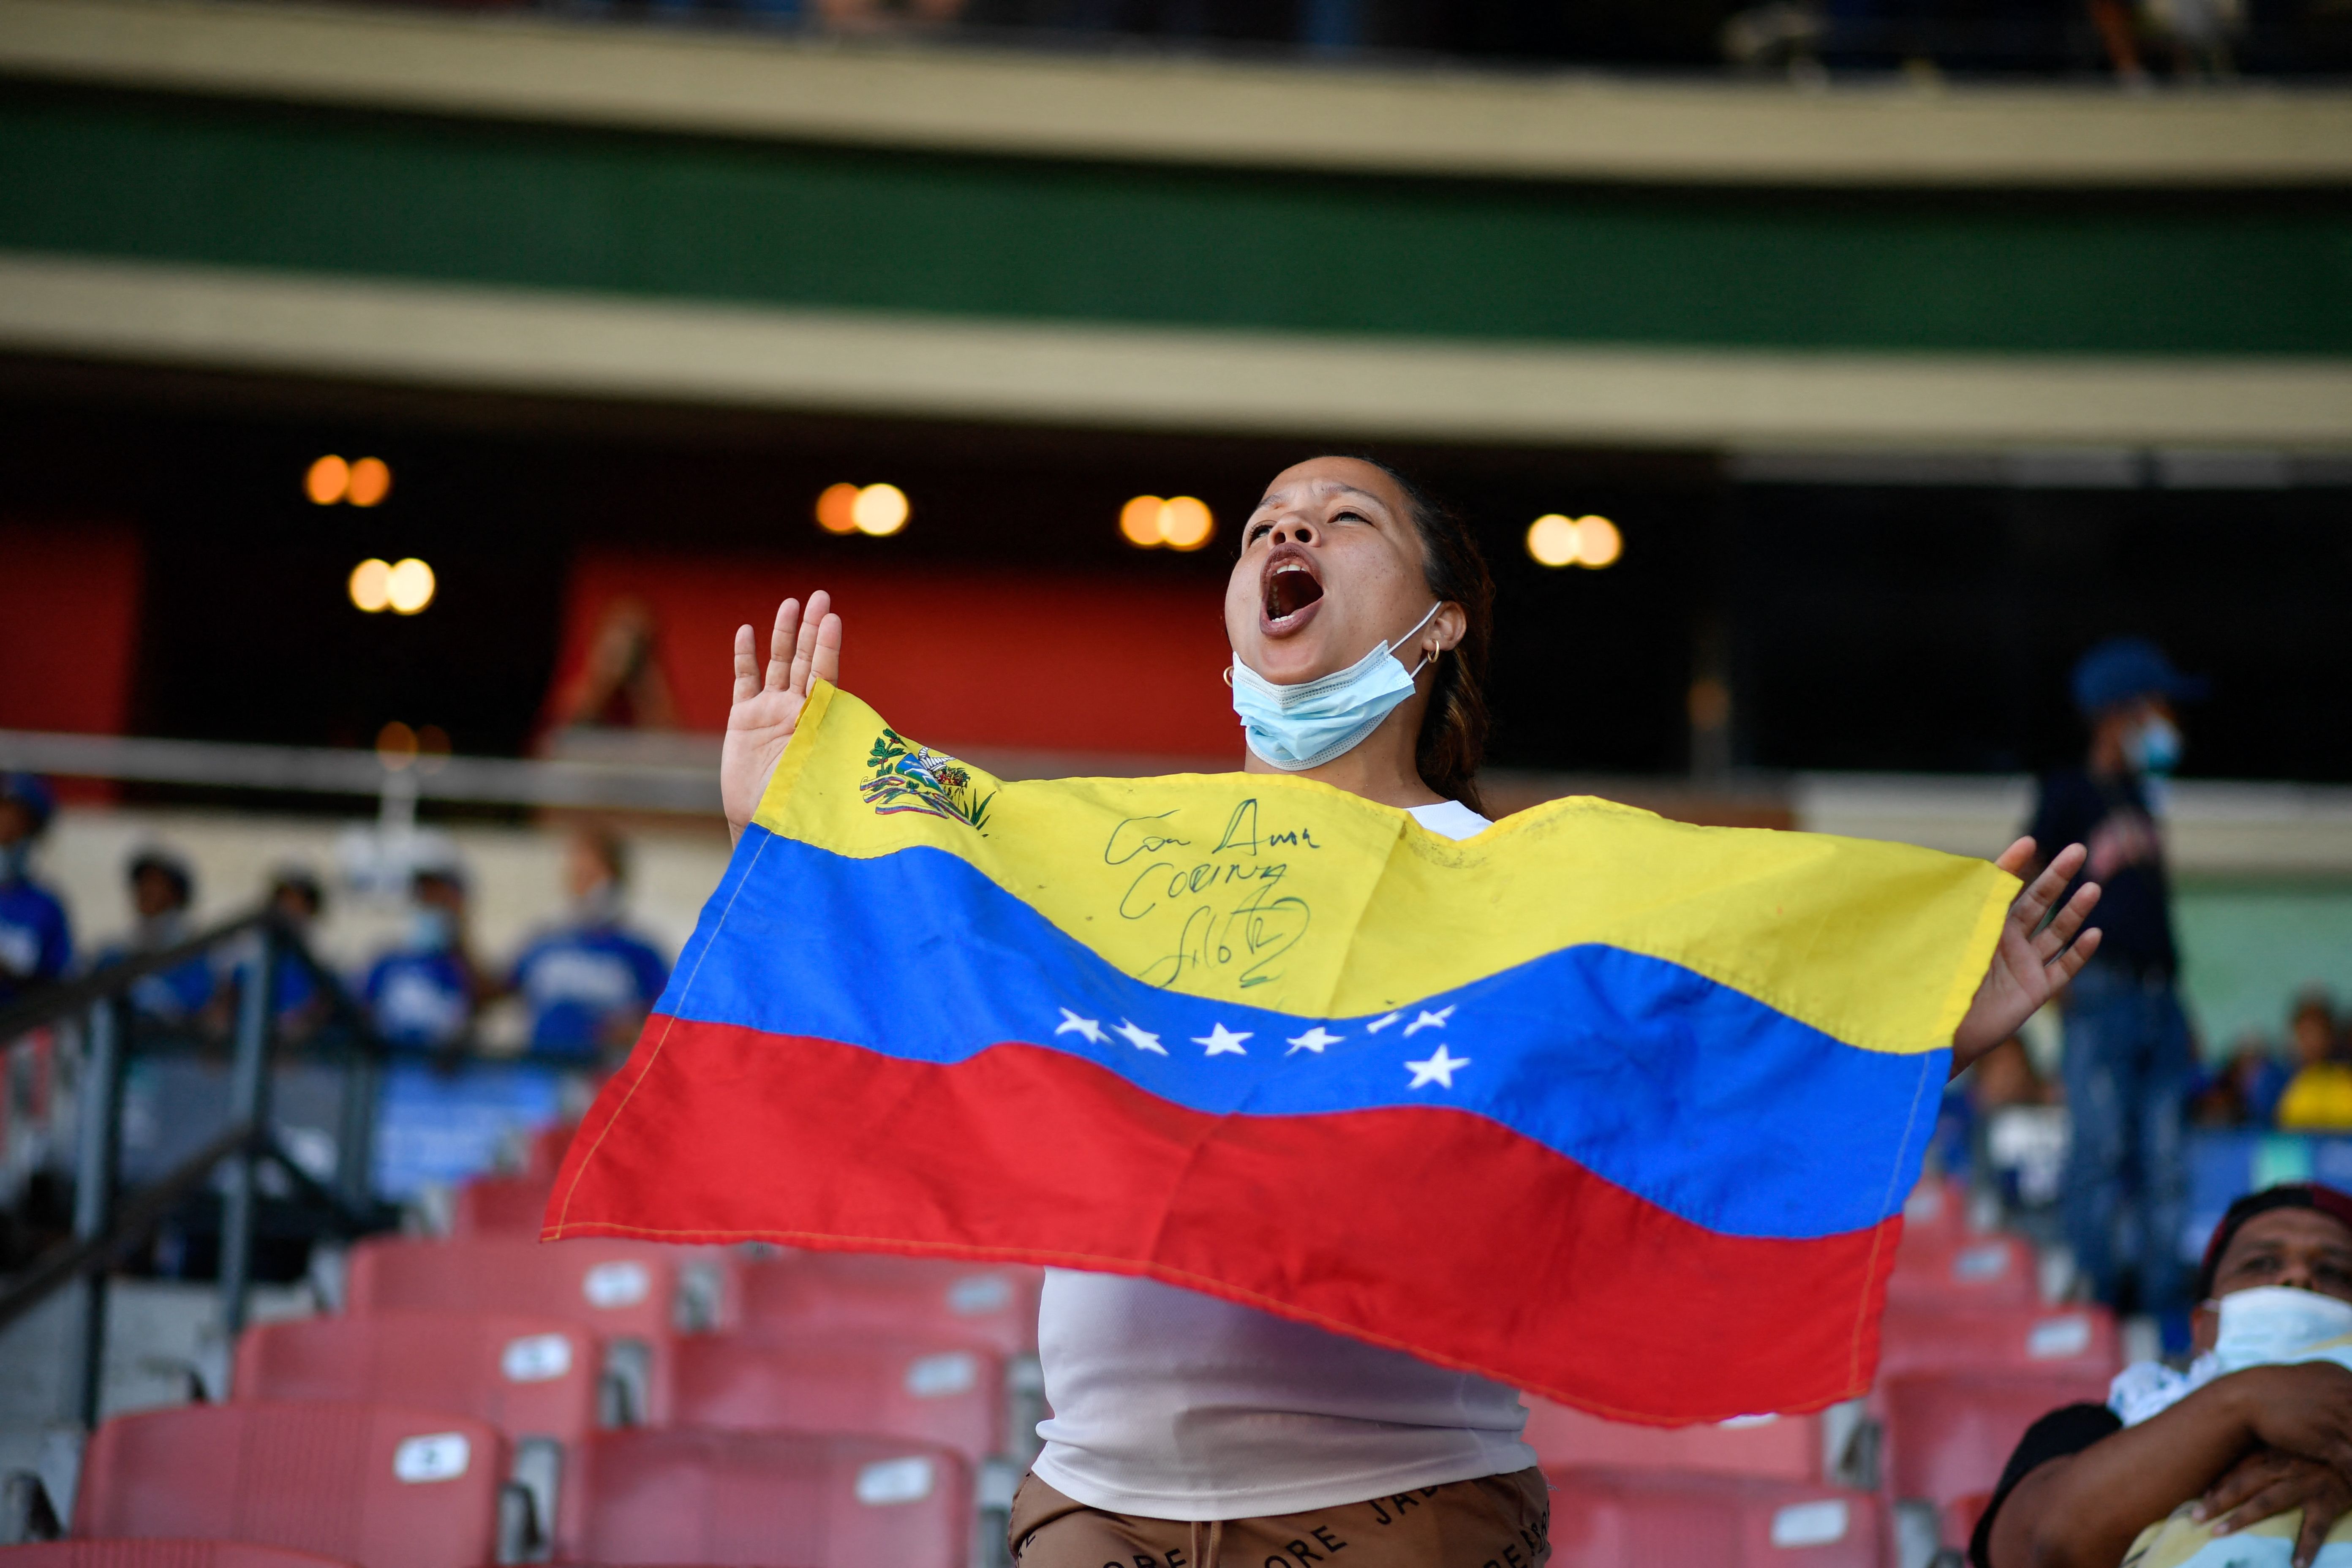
[0,910,398,1428]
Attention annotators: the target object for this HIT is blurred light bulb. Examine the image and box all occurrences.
[349,558,392,612]
[1526,514,1579,568]
[851,483,909,537]
[308,455,350,506]
[1159,496,1213,551]
[1121,495,1165,548]
[1575,515,1622,568]
[386,557,436,614]
[376,720,418,770]
[814,482,861,535]
[346,457,392,507]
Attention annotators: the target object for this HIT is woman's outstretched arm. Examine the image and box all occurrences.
[721,592,842,846]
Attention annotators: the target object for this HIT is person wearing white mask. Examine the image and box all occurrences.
[2026,636,2208,1352]
[720,455,2110,1568]
[1976,1182,2352,1568]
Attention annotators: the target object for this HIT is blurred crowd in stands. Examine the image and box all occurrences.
[474,0,2349,80]
[0,771,670,1064]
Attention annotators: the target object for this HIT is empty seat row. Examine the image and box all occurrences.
[63,1403,970,1568]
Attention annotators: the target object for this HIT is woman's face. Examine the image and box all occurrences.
[2191,1207,2352,1352]
[1223,457,1459,686]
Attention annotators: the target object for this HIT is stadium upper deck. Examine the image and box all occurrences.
[0,0,2346,452]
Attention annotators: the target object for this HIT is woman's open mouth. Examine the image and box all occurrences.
[1261,549,1325,632]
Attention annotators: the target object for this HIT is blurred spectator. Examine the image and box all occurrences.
[0,773,71,1009]
[2277,988,2352,1132]
[2140,0,2243,74]
[216,866,333,1038]
[508,829,669,1062]
[1971,1182,2352,1568]
[94,847,216,1024]
[1972,1036,2058,1111]
[2189,1026,2293,1129]
[2029,637,2204,1346]
[361,862,484,1052]
[545,596,679,736]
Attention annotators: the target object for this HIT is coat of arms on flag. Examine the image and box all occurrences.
[546,681,2012,1424]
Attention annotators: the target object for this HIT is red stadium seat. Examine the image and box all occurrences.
[1521,1398,1821,1483]
[569,1429,970,1568]
[73,1404,509,1568]
[1878,1370,2114,1536]
[1898,1177,1971,1246]
[524,1124,579,1181]
[1547,1469,1884,1567]
[739,1255,1041,1358]
[0,1546,357,1568]
[450,1174,556,1239]
[670,1336,1008,1465]
[234,1310,599,1446]
[346,1237,699,1420]
[1885,1233,2039,1308]
[1876,1303,2120,1383]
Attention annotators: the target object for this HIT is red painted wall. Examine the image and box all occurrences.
[546,550,1242,760]
[0,523,142,735]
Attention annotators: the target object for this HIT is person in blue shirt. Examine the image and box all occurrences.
[509,829,668,1062]
[93,847,216,1026]
[361,863,483,1052]
[0,773,72,1009]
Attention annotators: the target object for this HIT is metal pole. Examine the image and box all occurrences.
[334,1034,378,1213]
[218,928,277,1347]
[68,997,127,1431]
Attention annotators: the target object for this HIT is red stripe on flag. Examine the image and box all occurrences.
[546,1017,1895,1424]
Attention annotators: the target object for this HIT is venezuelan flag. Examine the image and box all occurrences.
[546,683,2012,1424]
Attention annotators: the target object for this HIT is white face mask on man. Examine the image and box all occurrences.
[2208,1284,2352,1373]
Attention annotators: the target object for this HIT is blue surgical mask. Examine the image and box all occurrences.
[2127,714,2183,776]
[408,906,456,954]
[1230,604,1442,772]
[2209,1285,2352,1374]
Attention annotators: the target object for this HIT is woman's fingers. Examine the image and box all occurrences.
[2010,841,2088,928]
[1994,836,2037,878]
[811,609,843,690]
[765,599,803,694]
[789,589,833,696]
[2033,881,2104,964]
[731,623,760,706]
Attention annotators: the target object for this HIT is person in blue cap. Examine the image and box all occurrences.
[0,773,72,1009]
[2028,636,2208,1348]
[94,846,217,1024]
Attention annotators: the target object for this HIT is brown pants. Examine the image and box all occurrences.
[1007,1467,1552,1568]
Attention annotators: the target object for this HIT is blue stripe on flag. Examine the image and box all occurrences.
[658,827,1944,1241]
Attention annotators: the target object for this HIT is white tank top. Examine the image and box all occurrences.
[1029,800,1538,1521]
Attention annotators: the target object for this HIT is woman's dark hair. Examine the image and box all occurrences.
[1348,458,1496,815]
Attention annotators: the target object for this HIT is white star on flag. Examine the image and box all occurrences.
[1055,1009,1107,1045]
[1193,1023,1252,1056]
[1285,1026,1343,1055]
[1365,1011,1404,1033]
[1114,1019,1168,1055]
[1402,1006,1456,1037]
[1405,1044,1470,1089]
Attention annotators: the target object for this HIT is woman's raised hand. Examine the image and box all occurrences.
[1951,837,2104,1072]
[721,593,841,845]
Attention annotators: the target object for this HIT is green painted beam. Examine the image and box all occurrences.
[3,87,2347,357]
